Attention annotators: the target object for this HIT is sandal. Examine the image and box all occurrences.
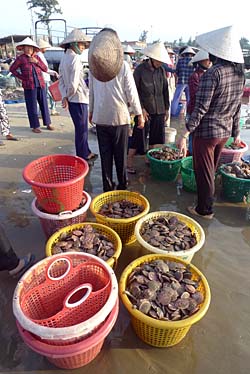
[187,206,214,220]
[6,134,19,141]
[46,125,55,131]
[127,167,136,174]
[86,153,98,160]
[9,254,36,278]
[32,128,41,133]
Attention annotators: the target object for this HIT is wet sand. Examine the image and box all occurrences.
[0,104,250,374]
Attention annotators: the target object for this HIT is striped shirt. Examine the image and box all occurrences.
[187,63,245,138]
[175,57,194,84]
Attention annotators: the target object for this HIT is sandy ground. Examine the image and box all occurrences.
[0,103,250,374]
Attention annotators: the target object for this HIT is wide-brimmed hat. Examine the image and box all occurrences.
[180,46,196,55]
[123,45,135,54]
[60,29,92,48]
[88,28,123,82]
[196,25,244,63]
[38,39,51,49]
[167,47,175,55]
[142,42,171,64]
[16,37,40,51]
[191,49,209,63]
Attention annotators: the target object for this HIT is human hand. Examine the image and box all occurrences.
[29,56,38,64]
[165,110,169,122]
[89,112,93,124]
[142,108,149,122]
[176,135,188,157]
[137,114,145,129]
[53,71,59,79]
[233,135,241,145]
[62,97,68,110]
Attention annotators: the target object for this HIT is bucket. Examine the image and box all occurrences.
[165,127,177,144]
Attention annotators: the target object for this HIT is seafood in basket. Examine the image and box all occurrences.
[98,199,144,219]
[221,162,250,179]
[149,146,183,161]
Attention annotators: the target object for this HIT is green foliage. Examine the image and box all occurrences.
[240,37,250,51]
[27,0,62,23]
[139,30,148,42]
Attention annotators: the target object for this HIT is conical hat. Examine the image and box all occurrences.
[38,39,51,49]
[167,47,175,55]
[16,37,39,51]
[88,28,123,82]
[181,46,196,55]
[142,42,171,64]
[123,45,135,54]
[191,49,209,63]
[60,29,92,48]
[196,25,244,63]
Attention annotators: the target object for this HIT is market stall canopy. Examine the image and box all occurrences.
[0,35,32,46]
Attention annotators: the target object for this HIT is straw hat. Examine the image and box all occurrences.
[88,28,123,82]
[191,49,209,63]
[16,37,40,51]
[60,29,92,48]
[180,46,196,55]
[196,25,244,64]
[123,45,135,54]
[38,39,51,49]
[142,42,171,64]
[167,47,175,55]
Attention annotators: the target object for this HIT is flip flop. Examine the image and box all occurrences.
[6,134,19,141]
[86,153,98,160]
[10,254,36,279]
[187,206,214,220]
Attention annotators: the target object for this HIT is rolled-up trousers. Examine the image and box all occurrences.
[96,124,129,192]
[193,136,228,215]
[0,224,19,271]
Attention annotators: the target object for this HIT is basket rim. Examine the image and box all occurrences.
[22,154,89,188]
[45,221,122,267]
[135,211,205,257]
[31,191,91,220]
[119,254,211,328]
[90,190,150,224]
[219,164,250,182]
[147,147,184,165]
[221,140,248,154]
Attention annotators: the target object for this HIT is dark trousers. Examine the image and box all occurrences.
[0,224,19,271]
[24,87,51,128]
[96,124,129,192]
[193,136,228,215]
[68,102,91,160]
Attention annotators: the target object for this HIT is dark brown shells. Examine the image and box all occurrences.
[149,146,183,161]
[222,162,250,179]
[99,200,144,219]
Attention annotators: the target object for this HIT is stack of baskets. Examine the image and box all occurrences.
[23,154,90,238]
[13,253,119,369]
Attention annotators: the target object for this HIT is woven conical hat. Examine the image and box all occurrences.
[191,49,209,63]
[88,28,123,82]
[16,37,39,51]
[60,29,92,48]
[123,45,135,54]
[180,46,196,55]
[38,39,51,49]
[196,25,244,63]
[142,42,171,64]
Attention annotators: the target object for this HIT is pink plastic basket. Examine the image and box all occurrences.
[218,141,248,167]
[16,299,119,369]
[48,80,62,102]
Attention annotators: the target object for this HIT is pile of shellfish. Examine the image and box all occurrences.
[125,259,204,321]
[99,200,144,219]
[51,224,115,261]
[149,146,182,161]
[222,162,250,179]
[224,142,244,150]
[140,216,197,251]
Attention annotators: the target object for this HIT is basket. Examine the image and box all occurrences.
[31,191,91,239]
[135,211,205,263]
[13,253,118,342]
[181,156,197,192]
[90,190,150,245]
[48,80,62,102]
[23,154,89,213]
[147,147,183,181]
[45,222,122,269]
[16,299,119,369]
[218,140,248,167]
[219,164,250,203]
[119,254,211,347]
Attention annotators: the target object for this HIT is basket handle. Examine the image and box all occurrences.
[46,256,72,281]
[64,283,92,308]
[58,210,73,216]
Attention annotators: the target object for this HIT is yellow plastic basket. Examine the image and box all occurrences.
[119,254,211,347]
[90,190,150,245]
[45,222,122,269]
[135,211,205,263]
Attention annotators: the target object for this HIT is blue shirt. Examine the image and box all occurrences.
[176,57,195,85]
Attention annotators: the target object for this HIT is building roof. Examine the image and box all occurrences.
[0,35,32,46]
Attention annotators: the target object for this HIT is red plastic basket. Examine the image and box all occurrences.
[16,299,119,369]
[23,154,89,213]
[48,80,62,102]
[31,191,91,238]
[218,141,248,167]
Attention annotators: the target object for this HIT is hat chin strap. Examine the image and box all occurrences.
[71,42,82,55]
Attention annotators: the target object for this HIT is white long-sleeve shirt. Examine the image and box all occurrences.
[59,49,89,104]
[36,51,56,83]
[89,61,142,126]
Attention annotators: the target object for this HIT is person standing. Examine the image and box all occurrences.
[127,42,170,173]
[88,28,144,191]
[10,37,54,133]
[0,89,18,145]
[59,29,97,161]
[177,25,245,219]
[123,44,136,70]
[171,46,196,116]
[37,39,59,116]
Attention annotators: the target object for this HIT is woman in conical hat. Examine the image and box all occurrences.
[177,25,245,219]
[127,42,170,173]
[59,29,97,161]
[10,37,54,133]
